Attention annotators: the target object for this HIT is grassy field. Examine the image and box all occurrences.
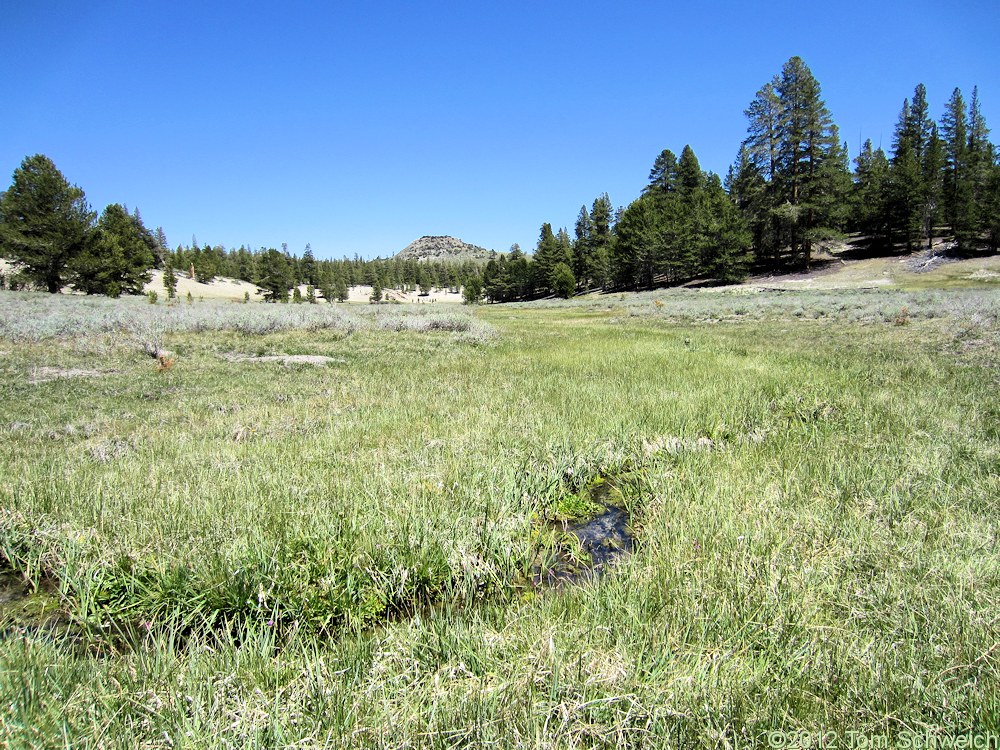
[1,288,999,748]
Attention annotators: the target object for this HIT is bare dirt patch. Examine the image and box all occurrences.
[221,353,345,366]
[967,269,999,280]
[28,366,112,385]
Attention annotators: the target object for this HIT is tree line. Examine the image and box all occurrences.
[1,56,997,301]
[0,156,483,301]
[163,242,485,303]
[495,56,997,302]
[0,154,160,296]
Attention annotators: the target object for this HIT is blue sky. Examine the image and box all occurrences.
[2,0,998,260]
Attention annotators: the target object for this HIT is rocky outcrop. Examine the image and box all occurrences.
[395,236,492,263]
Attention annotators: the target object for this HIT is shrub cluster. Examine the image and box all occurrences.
[0,292,496,343]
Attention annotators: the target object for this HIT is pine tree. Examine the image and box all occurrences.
[941,88,974,251]
[588,194,613,289]
[727,145,769,257]
[744,80,782,183]
[154,227,169,268]
[483,255,508,302]
[256,248,292,302]
[853,140,893,249]
[462,276,482,304]
[677,145,704,194]
[984,164,1000,251]
[617,145,752,289]
[888,86,938,249]
[613,194,661,289]
[813,129,853,238]
[570,194,614,291]
[741,59,844,268]
[967,86,994,248]
[0,154,95,292]
[644,149,679,195]
[506,244,532,299]
[773,56,844,265]
[235,246,256,282]
[572,204,593,285]
[335,275,349,302]
[190,245,217,283]
[481,255,501,302]
[888,98,924,248]
[551,262,576,298]
[532,223,561,294]
[922,125,945,248]
[301,244,317,285]
[163,263,178,299]
[701,176,753,283]
[70,203,155,296]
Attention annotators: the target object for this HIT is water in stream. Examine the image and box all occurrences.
[531,478,636,587]
[0,570,71,642]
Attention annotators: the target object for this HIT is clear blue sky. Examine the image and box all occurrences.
[2,0,997,260]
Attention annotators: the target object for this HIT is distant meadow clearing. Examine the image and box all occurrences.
[1,287,998,747]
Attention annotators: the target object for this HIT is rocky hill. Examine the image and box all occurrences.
[394,236,493,263]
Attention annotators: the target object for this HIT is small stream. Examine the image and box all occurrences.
[531,478,636,587]
[0,570,72,643]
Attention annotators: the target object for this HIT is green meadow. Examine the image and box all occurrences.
[1,287,998,748]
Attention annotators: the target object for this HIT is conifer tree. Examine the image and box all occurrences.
[773,56,844,265]
[335,275,349,302]
[727,145,769,255]
[613,194,661,289]
[588,193,614,289]
[744,81,782,183]
[701,175,753,283]
[506,244,532,300]
[256,248,292,302]
[190,245,217,283]
[741,58,845,268]
[301,244,317,285]
[984,164,1000,251]
[967,86,994,247]
[644,149,679,195]
[532,223,561,294]
[0,154,95,292]
[461,276,482,304]
[71,203,155,296]
[572,205,593,286]
[677,145,704,194]
[853,140,893,249]
[941,88,974,251]
[922,125,945,247]
[551,262,576,298]
[154,227,169,268]
[163,263,178,299]
[481,255,501,302]
[888,85,939,249]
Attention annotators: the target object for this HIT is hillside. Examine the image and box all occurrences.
[394,235,493,263]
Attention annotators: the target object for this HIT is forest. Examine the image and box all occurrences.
[1,57,998,303]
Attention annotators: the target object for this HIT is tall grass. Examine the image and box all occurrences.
[1,288,998,746]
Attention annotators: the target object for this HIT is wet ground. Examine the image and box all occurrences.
[0,570,72,642]
[531,478,636,587]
